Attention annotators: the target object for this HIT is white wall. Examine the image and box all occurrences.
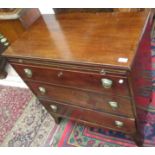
[0,8,55,88]
[39,8,55,14]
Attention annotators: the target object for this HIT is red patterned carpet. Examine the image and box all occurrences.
[0,86,32,143]
[0,86,58,146]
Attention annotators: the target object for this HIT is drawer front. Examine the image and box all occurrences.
[27,81,134,117]
[11,63,130,97]
[40,99,136,134]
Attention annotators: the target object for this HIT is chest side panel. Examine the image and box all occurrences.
[129,14,153,115]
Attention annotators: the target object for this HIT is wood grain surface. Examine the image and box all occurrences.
[3,11,150,69]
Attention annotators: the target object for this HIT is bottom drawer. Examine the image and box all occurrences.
[40,99,136,134]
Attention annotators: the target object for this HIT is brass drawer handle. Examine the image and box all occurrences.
[24,68,32,78]
[101,78,113,89]
[50,104,58,112]
[108,101,119,110]
[114,120,124,128]
[38,86,46,95]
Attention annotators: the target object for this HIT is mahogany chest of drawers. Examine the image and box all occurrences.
[3,10,153,146]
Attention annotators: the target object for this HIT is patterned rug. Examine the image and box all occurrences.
[0,86,32,144]
[0,86,58,146]
[51,110,155,147]
[50,32,155,147]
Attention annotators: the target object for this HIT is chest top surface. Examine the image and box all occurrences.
[3,11,150,69]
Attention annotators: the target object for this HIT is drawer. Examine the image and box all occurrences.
[40,99,136,134]
[11,63,130,97]
[27,81,134,117]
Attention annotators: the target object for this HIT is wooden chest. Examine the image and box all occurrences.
[3,10,153,146]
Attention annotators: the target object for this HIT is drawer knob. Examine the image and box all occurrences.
[100,69,106,75]
[118,79,124,84]
[57,71,63,78]
[0,37,7,43]
[0,34,9,46]
[4,42,9,46]
[24,68,32,78]
[38,86,46,95]
[114,120,124,128]
[50,104,58,112]
[108,101,118,110]
[101,78,113,89]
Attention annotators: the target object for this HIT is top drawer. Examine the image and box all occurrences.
[11,63,130,97]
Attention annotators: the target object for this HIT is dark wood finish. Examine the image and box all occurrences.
[26,81,134,117]
[3,10,153,146]
[0,8,41,79]
[0,8,41,42]
[4,11,150,69]
[7,58,128,75]
[18,9,41,29]
[53,8,144,14]
[40,99,136,134]
[53,8,114,14]
[0,33,9,79]
[113,8,145,12]
[11,63,130,97]
[0,57,7,79]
